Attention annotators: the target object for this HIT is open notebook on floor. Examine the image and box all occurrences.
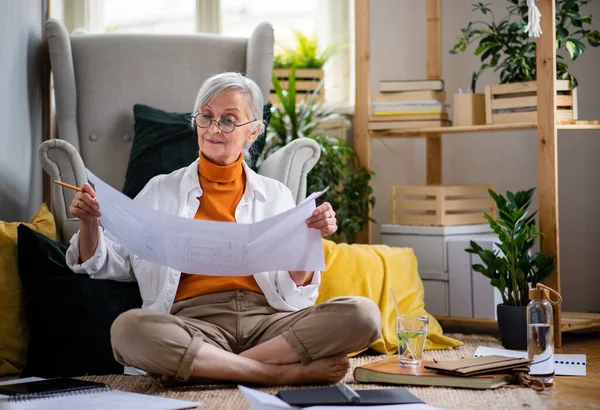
[238,385,441,410]
[0,377,199,410]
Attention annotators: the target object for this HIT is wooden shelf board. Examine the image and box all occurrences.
[435,312,600,335]
[369,121,600,137]
[371,123,537,137]
[557,124,600,130]
[561,311,600,333]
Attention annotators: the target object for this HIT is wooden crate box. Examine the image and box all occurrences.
[269,68,324,105]
[485,80,577,125]
[390,184,497,226]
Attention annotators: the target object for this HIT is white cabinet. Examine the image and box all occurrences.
[380,224,502,318]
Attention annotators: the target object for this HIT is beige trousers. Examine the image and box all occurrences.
[110,290,381,381]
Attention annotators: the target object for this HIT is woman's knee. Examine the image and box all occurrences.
[110,308,155,350]
[335,297,382,343]
[354,297,382,342]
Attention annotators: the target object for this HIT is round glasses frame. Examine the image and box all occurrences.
[192,112,257,134]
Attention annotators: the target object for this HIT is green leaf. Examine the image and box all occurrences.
[561,0,578,12]
[566,39,584,60]
[571,15,583,28]
[587,30,600,47]
[557,26,569,41]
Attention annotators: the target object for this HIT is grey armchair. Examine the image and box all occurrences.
[39,19,319,242]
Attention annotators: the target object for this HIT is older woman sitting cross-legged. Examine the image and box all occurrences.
[65,72,382,386]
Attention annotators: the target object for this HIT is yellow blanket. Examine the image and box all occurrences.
[317,239,462,354]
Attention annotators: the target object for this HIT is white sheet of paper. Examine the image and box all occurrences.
[238,385,294,410]
[473,346,587,376]
[237,386,441,410]
[88,169,326,275]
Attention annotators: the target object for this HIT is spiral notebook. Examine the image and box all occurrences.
[474,346,587,376]
[0,377,199,410]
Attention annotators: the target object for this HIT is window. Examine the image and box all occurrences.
[102,0,196,34]
[220,0,318,48]
[57,0,354,106]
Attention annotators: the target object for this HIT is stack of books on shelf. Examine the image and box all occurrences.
[369,79,451,131]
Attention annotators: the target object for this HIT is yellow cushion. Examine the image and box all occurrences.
[317,239,462,354]
[0,204,57,376]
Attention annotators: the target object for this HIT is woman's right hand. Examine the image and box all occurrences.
[70,183,102,263]
[69,183,101,225]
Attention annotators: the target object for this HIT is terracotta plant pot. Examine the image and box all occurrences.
[497,303,527,350]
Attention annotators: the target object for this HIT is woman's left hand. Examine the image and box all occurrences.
[306,202,337,237]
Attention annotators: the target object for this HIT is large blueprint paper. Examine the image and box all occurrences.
[87,169,326,275]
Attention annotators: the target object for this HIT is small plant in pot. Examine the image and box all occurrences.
[465,188,554,350]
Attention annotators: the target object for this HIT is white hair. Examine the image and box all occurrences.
[192,73,265,162]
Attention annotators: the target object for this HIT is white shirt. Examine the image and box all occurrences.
[66,159,321,313]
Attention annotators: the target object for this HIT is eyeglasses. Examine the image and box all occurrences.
[192,113,257,134]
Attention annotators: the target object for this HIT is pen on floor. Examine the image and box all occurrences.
[338,382,361,404]
[53,180,83,192]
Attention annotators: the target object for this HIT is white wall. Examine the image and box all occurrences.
[0,0,45,223]
[369,0,600,312]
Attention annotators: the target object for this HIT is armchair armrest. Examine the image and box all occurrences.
[257,138,320,204]
[38,139,87,241]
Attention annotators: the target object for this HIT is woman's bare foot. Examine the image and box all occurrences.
[159,375,234,388]
[283,354,350,385]
[158,353,350,387]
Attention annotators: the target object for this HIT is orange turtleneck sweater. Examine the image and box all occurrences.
[174,152,263,302]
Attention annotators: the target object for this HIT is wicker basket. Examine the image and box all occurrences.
[269,68,324,104]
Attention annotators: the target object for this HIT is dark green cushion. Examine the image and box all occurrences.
[17,225,142,377]
[122,103,271,199]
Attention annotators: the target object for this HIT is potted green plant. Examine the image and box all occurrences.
[266,69,376,243]
[465,188,554,350]
[450,1,600,124]
[270,30,342,104]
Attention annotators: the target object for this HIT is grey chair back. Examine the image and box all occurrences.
[47,18,274,191]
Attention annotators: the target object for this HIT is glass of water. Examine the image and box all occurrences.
[396,315,429,367]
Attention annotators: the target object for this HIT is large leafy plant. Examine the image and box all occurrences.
[307,135,376,243]
[465,188,554,306]
[266,69,376,243]
[450,1,600,88]
[274,30,342,69]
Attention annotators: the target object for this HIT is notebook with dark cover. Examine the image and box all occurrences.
[0,378,109,399]
[277,384,423,407]
[354,357,514,390]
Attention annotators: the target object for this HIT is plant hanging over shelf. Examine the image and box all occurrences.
[450,1,600,87]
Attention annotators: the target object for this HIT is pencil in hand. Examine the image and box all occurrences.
[53,180,83,192]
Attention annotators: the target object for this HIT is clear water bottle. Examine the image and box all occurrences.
[527,284,561,386]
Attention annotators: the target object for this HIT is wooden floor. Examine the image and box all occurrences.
[437,318,600,408]
[540,331,600,409]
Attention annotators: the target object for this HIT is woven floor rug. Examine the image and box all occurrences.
[75,334,546,410]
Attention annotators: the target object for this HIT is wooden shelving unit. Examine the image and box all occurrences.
[353,0,600,346]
